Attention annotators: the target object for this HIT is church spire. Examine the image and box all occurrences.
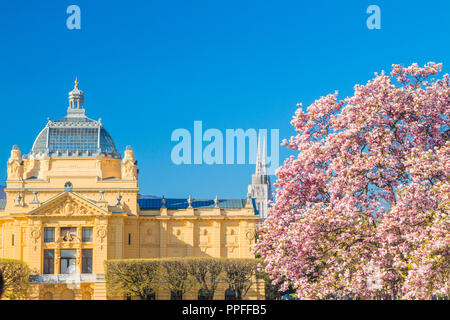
[255,132,268,176]
[249,131,272,219]
[255,133,262,176]
[261,135,267,175]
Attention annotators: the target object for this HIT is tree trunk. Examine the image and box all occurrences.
[236,288,243,300]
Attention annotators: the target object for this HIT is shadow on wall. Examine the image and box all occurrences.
[138,219,244,259]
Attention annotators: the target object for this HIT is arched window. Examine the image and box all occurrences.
[145,291,156,300]
[60,289,75,300]
[42,292,53,300]
[170,290,183,300]
[198,289,209,300]
[225,288,236,300]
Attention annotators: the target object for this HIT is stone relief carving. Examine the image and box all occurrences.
[30,227,41,250]
[121,146,138,180]
[7,160,23,180]
[171,227,184,243]
[121,161,137,180]
[24,159,40,179]
[97,226,107,239]
[143,226,157,245]
[7,146,23,180]
[30,228,41,240]
[96,225,107,251]
[81,286,94,300]
[199,228,210,245]
[33,195,107,217]
[227,227,238,244]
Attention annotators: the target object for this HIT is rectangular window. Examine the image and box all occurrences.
[82,249,93,274]
[44,249,54,274]
[60,227,77,241]
[128,233,131,245]
[60,249,76,274]
[11,234,14,246]
[44,227,55,243]
[82,227,93,242]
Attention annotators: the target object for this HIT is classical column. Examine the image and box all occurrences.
[159,221,167,257]
[185,221,194,256]
[76,248,82,274]
[55,249,61,275]
[213,221,221,258]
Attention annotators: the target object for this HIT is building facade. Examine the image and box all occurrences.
[0,80,262,300]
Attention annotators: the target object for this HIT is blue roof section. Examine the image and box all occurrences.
[0,199,6,210]
[0,185,5,199]
[138,198,257,213]
[252,198,259,216]
[138,195,161,200]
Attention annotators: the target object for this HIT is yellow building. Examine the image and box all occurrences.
[0,80,262,300]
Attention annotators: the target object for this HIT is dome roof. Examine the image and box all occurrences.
[26,79,119,159]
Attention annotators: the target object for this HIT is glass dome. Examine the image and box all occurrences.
[31,117,118,156]
[26,80,119,159]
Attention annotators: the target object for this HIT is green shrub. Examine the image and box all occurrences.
[221,258,259,300]
[158,258,193,300]
[0,259,30,299]
[187,257,223,300]
[105,259,159,300]
[105,257,260,300]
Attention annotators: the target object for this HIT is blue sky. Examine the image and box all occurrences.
[0,0,448,198]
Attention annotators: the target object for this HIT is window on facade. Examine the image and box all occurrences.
[82,249,93,274]
[225,288,236,300]
[43,249,54,274]
[60,249,76,274]
[60,227,77,241]
[44,227,55,242]
[11,234,14,246]
[82,227,93,242]
[198,289,209,300]
[128,233,131,245]
[170,290,183,300]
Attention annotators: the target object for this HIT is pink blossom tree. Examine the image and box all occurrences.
[256,63,449,299]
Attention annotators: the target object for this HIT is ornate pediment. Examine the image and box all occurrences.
[28,192,109,217]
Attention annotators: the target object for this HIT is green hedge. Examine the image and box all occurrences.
[105,257,260,300]
[0,259,30,300]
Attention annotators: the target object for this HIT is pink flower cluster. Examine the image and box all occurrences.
[256,62,449,299]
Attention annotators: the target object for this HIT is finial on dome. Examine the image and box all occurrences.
[67,77,85,117]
